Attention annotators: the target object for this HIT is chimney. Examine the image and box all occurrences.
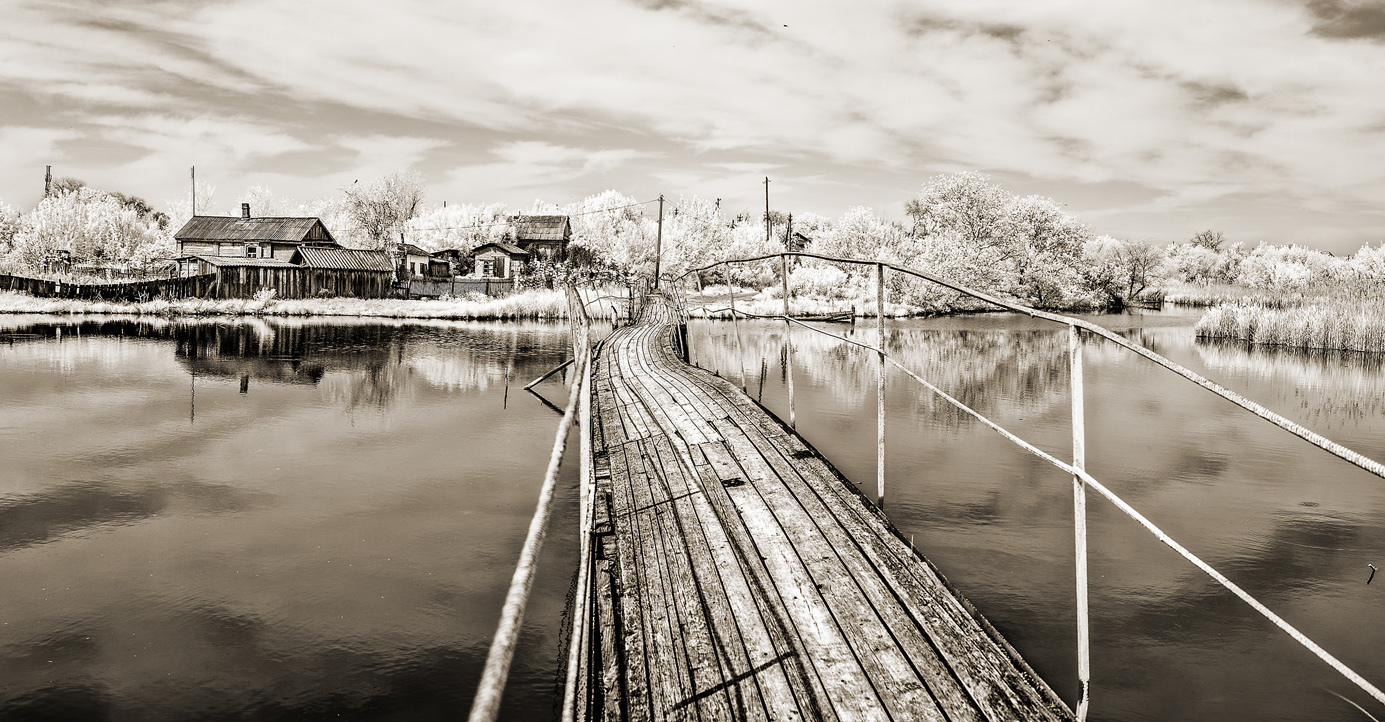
[241,203,250,219]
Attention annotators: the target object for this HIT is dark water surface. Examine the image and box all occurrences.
[0,316,581,721]
[5,310,1384,721]
[689,307,1385,721]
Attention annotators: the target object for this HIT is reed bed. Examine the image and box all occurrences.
[1195,302,1385,354]
[0,289,604,321]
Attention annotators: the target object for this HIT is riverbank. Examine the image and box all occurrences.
[0,289,580,320]
[1195,302,1385,354]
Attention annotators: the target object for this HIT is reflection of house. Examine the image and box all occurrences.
[174,204,338,260]
[472,242,529,279]
[512,215,571,261]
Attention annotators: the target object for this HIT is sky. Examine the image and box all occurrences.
[1,0,1384,253]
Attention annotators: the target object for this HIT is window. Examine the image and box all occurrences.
[246,244,259,258]
[481,259,495,277]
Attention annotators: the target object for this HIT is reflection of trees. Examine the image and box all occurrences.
[692,320,1070,421]
[4,317,574,413]
[1195,340,1385,421]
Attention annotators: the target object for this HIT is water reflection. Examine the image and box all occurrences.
[0,315,579,720]
[692,311,1385,722]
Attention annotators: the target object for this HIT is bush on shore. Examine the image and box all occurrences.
[1195,302,1385,354]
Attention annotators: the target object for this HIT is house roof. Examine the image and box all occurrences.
[184,255,299,268]
[401,243,430,256]
[473,242,530,256]
[513,215,571,242]
[293,246,395,272]
[175,216,334,243]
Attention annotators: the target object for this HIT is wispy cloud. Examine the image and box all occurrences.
[1,0,1384,249]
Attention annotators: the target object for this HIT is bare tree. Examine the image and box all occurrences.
[1190,229,1226,251]
[342,171,426,250]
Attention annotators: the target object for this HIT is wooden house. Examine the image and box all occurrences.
[174,204,338,261]
[290,246,395,297]
[512,215,571,261]
[431,248,467,277]
[472,242,529,279]
[400,243,432,278]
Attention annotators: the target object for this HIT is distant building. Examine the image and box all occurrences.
[431,248,467,277]
[472,242,530,279]
[789,231,812,253]
[512,215,571,261]
[174,204,338,261]
[400,243,432,278]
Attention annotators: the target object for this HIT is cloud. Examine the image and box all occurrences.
[2,0,1385,246]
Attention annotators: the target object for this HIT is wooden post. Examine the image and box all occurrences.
[1070,323,1091,722]
[764,177,771,245]
[190,166,196,215]
[877,262,886,505]
[45,165,52,197]
[782,254,795,428]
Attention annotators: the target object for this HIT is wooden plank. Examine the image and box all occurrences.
[601,441,656,720]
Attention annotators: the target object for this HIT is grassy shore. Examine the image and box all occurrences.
[1195,302,1385,354]
[0,289,593,320]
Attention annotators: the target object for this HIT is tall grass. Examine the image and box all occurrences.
[0,289,608,321]
[1195,302,1385,354]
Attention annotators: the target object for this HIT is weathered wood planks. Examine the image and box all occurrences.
[576,299,1072,722]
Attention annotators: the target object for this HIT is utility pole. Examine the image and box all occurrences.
[764,177,771,245]
[786,213,793,250]
[654,195,664,289]
[190,166,196,215]
[44,165,52,197]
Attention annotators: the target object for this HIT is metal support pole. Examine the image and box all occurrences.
[1070,323,1090,721]
[654,195,664,289]
[728,278,748,392]
[876,263,886,505]
[782,254,795,428]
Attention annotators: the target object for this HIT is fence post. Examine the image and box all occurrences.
[877,262,886,505]
[782,254,795,428]
[1070,323,1091,721]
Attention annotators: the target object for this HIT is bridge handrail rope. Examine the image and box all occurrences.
[667,251,1385,716]
[468,284,595,722]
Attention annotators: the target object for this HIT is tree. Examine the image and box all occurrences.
[1084,236,1167,305]
[905,171,1013,258]
[11,187,171,267]
[49,176,86,196]
[405,202,512,253]
[341,171,426,250]
[1190,230,1226,252]
[0,200,20,258]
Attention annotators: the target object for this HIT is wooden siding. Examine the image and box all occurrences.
[1,266,395,301]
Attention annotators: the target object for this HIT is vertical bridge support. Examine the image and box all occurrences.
[1070,324,1090,721]
[876,262,887,506]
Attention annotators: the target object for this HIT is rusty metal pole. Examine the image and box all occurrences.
[1070,323,1091,722]
[782,254,795,428]
[877,262,886,505]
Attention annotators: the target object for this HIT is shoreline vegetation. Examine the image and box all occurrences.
[1195,302,1385,355]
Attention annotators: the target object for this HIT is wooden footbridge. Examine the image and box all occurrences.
[468,255,1385,722]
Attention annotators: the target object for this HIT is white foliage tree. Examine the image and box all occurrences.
[341,170,426,250]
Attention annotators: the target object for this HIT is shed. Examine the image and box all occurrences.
[789,231,812,253]
[472,242,530,279]
[175,204,337,261]
[512,215,571,261]
[431,248,467,277]
[288,246,395,298]
[291,246,395,272]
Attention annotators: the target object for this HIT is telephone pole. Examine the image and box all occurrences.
[44,165,52,197]
[764,177,771,245]
[786,212,793,250]
[190,166,196,215]
[654,195,664,289]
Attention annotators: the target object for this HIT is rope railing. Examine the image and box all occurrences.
[468,284,595,722]
[669,252,1385,718]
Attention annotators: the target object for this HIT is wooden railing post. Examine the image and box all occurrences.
[782,254,795,428]
[876,262,886,505]
[1070,323,1090,721]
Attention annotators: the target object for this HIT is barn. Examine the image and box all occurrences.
[174,204,338,261]
[512,215,571,261]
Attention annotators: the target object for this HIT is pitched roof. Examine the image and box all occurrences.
[401,243,430,256]
[473,242,530,256]
[175,216,333,243]
[513,215,571,242]
[293,246,395,272]
[184,255,299,268]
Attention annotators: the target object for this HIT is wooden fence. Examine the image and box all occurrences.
[408,277,515,298]
[0,268,397,301]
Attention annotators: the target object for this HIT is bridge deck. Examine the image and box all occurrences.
[577,300,1072,722]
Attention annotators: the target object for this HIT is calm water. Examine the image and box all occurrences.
[690,307,1385,721]
[4,310,1383,721]
[0,316,583,720]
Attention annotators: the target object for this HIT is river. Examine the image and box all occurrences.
[0,309,1381,720]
